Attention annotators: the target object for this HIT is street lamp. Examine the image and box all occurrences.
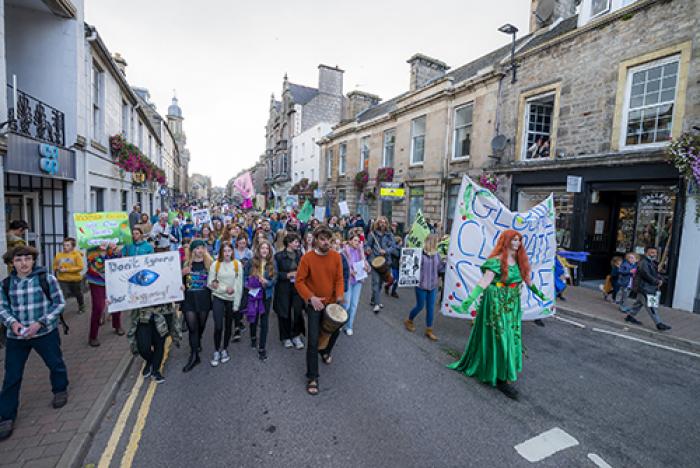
[498,23,519,83]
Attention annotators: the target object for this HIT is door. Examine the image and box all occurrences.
[5,193,42,264]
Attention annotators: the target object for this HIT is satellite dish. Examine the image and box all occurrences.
[491,134,507,153]
[535,0,555,24]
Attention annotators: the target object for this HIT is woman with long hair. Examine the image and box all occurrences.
[404,234,444,341]
[199,225,217,257]
[213,225,234,257]
[341,233,370,336]
[273,233,305,349]
[244,239,277,361]
[302,231,314,255]
[181,240,213,372]
[207,243,243,367]
[448,230,548,399]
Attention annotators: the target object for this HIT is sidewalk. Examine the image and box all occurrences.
[0,294,133,468]
[556,286,700,351]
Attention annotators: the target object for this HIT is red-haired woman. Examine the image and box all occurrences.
[449,229,548,399]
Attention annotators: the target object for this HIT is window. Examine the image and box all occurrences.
[338,189,346,202]
[121,190,128,211]
[410,116,426,165]
[121,101,130,139]
[138,122,144,150]
[523,93,555,159]
[453,104,473,159]
[338,143,347,175]
[326,149,333,179]
[622,56,679,148]
[590,0,610,17]
[90,187,104,212]
[408,186,424,226]
[446,184,461,231]
[282,154,289,174]
[360,136,370,170]
[148,135,153,159]
[383,129,395,167]
[92,63,103,141]
[310,168,315,181]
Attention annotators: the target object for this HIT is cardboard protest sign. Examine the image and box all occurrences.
[314,206,326,222]
[398,248,422,288]
[191,209,211,227]
[105,251,184,313]
[338,201,350,217]
[405,210,431,248]
[441,176,556,321]
[74,212,132,249]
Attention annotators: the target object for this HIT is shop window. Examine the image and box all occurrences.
[622,56,679,148]
[410,117,426,165]
[523,93,555,160]
[446,184,461,232]
[635,189,675,273]
[383,129,395,167]
[453,104,473,160]
[408,186,424,226]
[381,200,393,220]
[517,188,574,249]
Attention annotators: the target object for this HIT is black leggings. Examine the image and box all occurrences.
[250,297,271,350]
[136,316,169,373]
[184,309,209,353]
[212,296,234,351]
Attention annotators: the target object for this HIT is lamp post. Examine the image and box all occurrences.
[498,23,519,83]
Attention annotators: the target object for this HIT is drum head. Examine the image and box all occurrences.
[371,257,385,268]
[326,304,348,322]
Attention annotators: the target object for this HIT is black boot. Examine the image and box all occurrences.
[182,352,200,373]
[496,380,519,400]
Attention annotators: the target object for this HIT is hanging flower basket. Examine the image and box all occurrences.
[364,188,377,201]
[109,134,167,186]
[376,167,394,185]
[667,132,700,222]
[355,170,369,190]
[479,172,498,194]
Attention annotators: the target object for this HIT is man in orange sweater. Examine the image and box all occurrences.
[295,226,344,396]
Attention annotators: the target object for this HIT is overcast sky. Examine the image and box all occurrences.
[85,0,530,187]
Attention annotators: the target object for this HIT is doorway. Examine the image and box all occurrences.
[5,193,42,264]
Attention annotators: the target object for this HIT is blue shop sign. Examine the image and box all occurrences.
[39,143,60,175]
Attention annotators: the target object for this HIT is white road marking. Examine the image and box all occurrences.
[592,328,700,359]
[555,316,586,328]
[588,453,613,468]
[514,427,579,462]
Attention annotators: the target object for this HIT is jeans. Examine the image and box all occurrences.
[135,316,168,374]
[370,269,384,305]
[344,281,363,331]
[250,297,271,350]
[0,329,68,421]
[627,294,662,325]
[390,267,399,294]
[305,305,341,380]
[408,287,438,327]
[212,296,234,351]
[59,281,84,308]
[89,284,121,340]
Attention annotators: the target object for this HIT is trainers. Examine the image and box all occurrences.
[373,305,381,314]
[283,339,293,349]
[0,419,13,441]
[142,363,152,379]
[232,328,242,342]
[344,328,354,336]
[152,372,165,384]
[211,351,221,367]
[52,391,68,409]
[656,322,672,331]
[220,349,231,363]
[292,336,305,349]
[625,315,643,325]
[258,349,268,361]
[379,303,384,309]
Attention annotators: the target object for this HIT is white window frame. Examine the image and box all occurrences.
[620,54,680,151]
[452,103,473,160]
[521,92,556,161]
[360,136,370,170]
[121,100,130,140]
[338,143,347,176]
[590,0,611,19]
[383,129,396,167]
[91,62,104,142]
[410,116,426,166]
[326,148,333,180]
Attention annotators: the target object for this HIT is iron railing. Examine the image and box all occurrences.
[7,85,65,146]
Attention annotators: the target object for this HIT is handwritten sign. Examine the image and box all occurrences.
[105,251,184,313]
[405,210,431,248]
[441,176,556,321]
[398,248,422,288]
[314,206,326,222]
[190,209,211,227]
[74,212,132,249]
[338,201,350,217]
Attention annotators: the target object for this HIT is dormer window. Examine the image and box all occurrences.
[590,0,611,18]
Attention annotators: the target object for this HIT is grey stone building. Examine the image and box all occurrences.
[264,65,344,207]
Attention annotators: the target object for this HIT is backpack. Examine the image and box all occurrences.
[1,272,69,335]
[214,260,240,282]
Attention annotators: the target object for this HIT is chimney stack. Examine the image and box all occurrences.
[407,54,450,91]
[346,91,381,120]
[318,64,344,96]
[113,52,127,76]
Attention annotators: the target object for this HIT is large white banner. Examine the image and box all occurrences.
[105,251,184,313]
[441,176,556,321]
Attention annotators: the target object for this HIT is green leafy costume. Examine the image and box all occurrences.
[448,257,523,385]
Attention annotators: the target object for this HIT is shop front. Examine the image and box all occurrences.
[510,162,683,306]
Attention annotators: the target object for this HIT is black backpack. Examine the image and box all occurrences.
[1,273,70,335]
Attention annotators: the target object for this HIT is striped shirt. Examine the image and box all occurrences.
[0,267,65,339]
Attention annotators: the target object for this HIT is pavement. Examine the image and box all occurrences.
[0,294,134,468]
[556,286,700,352]
[83,284,700,467]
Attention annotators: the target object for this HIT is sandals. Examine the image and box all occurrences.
[306,380,319,396]
[321,354,332,365]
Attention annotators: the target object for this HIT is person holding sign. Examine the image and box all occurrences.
[341,233,370,336]
[365,217,397,314]
[620,246,671,331]
[404,235,445,341]
[86,243,123,347]
[448,230,549,400]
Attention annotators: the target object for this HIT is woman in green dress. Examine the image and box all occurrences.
[449,229,547,399]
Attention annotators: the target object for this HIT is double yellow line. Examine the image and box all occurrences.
[98,340,172,468]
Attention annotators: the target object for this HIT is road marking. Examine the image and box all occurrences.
[588,453,613,467]
[592,328,700,359]
[514,427,579,462]
[97,369,147,468]
[120,339,172,468]
[554,316,586,328]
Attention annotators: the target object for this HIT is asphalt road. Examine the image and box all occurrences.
[85,287,700,467]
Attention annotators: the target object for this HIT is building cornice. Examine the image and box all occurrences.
[492,150,671,174]
[44,0,77,18]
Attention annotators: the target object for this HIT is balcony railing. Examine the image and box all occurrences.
[7,85,65,147]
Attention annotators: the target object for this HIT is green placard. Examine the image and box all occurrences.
[74,212,132,249]
[168,211,179,224]
[405,210,431,248]
[297,200,314,223]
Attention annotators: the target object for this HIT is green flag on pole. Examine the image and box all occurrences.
[405,210,431,248]
[297,199,314,223]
